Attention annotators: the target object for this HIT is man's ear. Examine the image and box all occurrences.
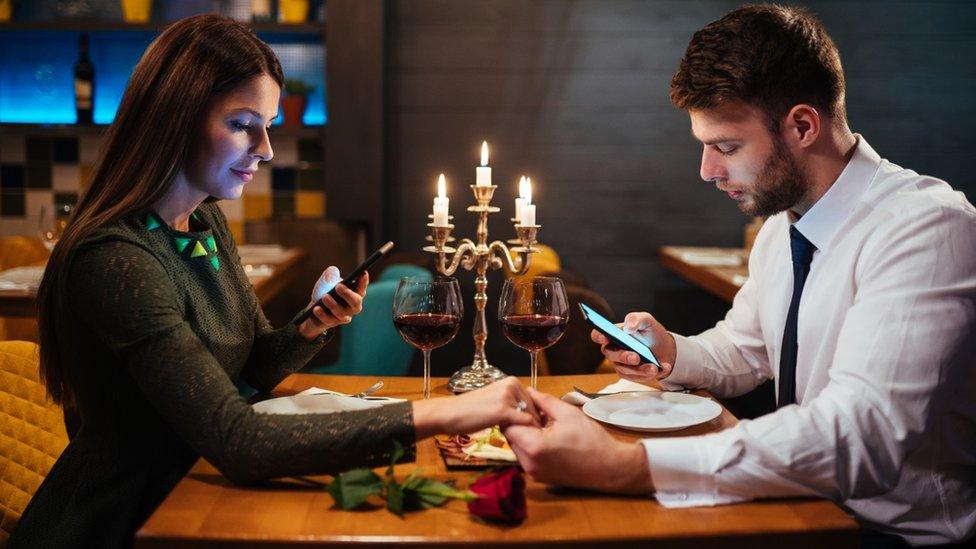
[781,104,821,149]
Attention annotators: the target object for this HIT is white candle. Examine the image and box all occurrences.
[522,204,536,226]
[515,176,528,223]
[433,173,449,226]
[520,177,535,225]
[476,141,491,186]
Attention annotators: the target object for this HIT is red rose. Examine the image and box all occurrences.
[466,467,527,524]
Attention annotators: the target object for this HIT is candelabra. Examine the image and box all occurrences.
[424,184,540,392]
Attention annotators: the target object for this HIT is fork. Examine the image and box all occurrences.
[353,381,384,398]
[572,386,652,399]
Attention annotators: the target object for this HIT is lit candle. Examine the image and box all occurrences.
[521,177,536,225]
[433,173,449,226]
[515,176,529,223]
[476,141,491,186]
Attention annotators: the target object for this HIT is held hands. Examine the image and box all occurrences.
[298,266,369,341]
[503,389,653,494]
[591,312,677,383]
[412,377,541,439]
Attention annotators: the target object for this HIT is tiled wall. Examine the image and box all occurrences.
[0,133,326,242]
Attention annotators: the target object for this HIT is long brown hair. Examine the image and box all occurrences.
[37,14,284,406]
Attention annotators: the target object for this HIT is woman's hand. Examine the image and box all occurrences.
[298,266,369,341]
[590,311,677,384]
[412,377,541,439]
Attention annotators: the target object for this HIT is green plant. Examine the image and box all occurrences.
[283,78,314,96]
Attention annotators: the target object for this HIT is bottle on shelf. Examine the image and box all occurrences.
[74,33,95,125]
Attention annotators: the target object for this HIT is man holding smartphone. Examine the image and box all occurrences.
[503,4,975,547]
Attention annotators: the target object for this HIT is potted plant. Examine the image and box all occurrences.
[281,78,313,127]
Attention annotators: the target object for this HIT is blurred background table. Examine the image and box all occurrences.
[0,243,306,317]
[659,246,750,303]
[136,373,858,548]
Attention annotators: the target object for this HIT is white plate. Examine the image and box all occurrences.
[583,391,722,432]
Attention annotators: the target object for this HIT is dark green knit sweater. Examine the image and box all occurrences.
[11,202,415,548]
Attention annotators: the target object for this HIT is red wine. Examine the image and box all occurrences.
[394,313,461,351]
[501,314,568,351]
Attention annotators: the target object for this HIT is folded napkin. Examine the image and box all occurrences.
[679,252,742,267]
[561,378,658,406]
[0,266,45,290]
[252,387,406,415]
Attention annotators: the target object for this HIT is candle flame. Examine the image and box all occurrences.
[524,177,532,203]
[437,173,446,198]
[480,141,489,166]
[518,176,529,200]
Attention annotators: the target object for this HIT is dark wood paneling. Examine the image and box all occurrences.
[325,0,386,245]
[387,0,976,333]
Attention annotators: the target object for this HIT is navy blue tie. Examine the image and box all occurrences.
[778,226,816,408]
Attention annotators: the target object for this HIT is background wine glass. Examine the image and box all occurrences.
[38,204,72,251]
[499,276,570,389]
[392,277,463,399]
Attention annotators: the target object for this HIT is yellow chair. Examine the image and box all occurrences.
[0,341,68,545]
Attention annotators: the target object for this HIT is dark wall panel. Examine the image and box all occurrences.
[386,0,976,371]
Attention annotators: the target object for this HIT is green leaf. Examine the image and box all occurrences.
[326,469,383,510]
[387,439,405,477]
[386,477,405,517]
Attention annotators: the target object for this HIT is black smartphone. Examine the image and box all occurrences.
[578,302,660,366]
[293,241,395,326]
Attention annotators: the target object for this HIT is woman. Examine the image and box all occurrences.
[12,15,537,548]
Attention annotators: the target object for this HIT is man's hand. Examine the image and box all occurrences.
[503,389,654,495]
[591,312,677,383]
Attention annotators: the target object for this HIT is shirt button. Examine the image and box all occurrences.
[679,493,688,500]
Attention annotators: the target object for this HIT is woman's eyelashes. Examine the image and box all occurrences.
[231,120,274,133]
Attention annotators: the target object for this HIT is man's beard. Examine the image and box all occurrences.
[741,137,808,217]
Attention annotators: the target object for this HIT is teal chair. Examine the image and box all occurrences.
[304,264,433,375]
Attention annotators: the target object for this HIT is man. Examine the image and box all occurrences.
[503,5,975,547]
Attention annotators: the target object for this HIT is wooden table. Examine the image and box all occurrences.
[0,246,305,317]
[136,373,858,548]
[659,246,750,303]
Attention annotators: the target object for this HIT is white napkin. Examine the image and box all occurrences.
[252,387,405,415]
[679,252,742,266]
[0,266,45,290]
[561,378,658,406]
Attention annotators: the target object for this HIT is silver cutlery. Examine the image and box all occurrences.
[353,381,384,398]
[572,385,690,399]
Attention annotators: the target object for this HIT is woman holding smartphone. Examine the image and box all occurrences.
[13,15,537,548]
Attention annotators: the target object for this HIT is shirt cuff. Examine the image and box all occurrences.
[642,434,743,508]
[659,333,705,390]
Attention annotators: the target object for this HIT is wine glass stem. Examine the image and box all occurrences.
[529,350,538,390]
[423,350,432,400]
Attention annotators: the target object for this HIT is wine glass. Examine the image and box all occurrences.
[499,276,570,389]
[38,204,72,251]
[392,277,463,399]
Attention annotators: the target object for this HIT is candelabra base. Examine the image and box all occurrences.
[447,363,508,393]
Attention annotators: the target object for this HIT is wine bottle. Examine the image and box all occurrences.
[74,33,94,125]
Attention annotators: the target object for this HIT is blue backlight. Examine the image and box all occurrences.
[0,30,326,125]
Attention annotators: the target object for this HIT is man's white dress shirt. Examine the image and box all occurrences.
[643,136,976,545]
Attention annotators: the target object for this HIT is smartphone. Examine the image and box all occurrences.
[579,302,660,366]
[293,241,395,326]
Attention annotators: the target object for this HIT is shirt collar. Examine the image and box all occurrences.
[792,134,881,251]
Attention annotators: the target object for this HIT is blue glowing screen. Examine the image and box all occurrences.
[0,30,326,125]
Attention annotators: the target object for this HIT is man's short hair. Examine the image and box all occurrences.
[670,4,847,130]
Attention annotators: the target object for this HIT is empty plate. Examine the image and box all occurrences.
[583,391,722,432]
